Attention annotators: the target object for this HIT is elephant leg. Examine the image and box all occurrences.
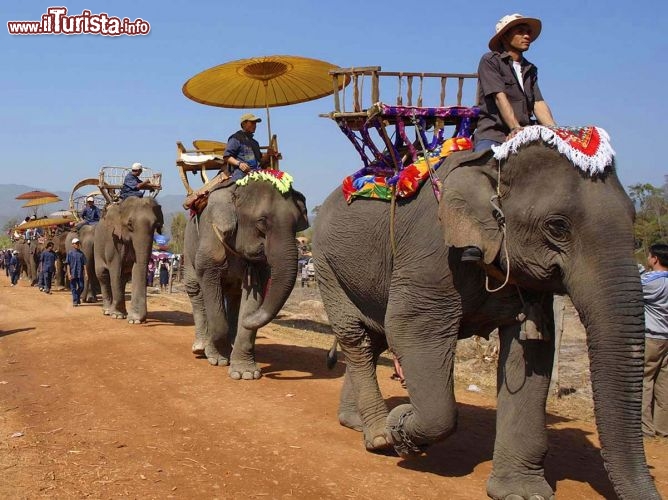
[84,264,98,303]
[200,270,231,367]
[229,273,264,380]
[184,263,207,355]
[486,320,555,500]
[384,287,460,457]
[108,266,127,319]
[337,337,387,438]
[318,264,390,450]
[97,265,112,314]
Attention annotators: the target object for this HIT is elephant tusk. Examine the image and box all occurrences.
[211,223,224,244]
[211,223,242,258]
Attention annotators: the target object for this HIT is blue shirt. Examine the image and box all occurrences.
[224,131,262,170]
[40,249,57,272]
[120,172,144,200]
[66,249,86,279]
[642,270,668,339]
[9,255,18,270]
[81,205,101,224]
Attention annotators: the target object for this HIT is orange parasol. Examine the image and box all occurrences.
[16,190,60,200]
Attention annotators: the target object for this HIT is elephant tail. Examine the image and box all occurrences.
[326,337,338,370]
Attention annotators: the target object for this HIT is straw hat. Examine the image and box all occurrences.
[489,13,542,52]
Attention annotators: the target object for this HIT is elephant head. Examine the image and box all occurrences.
[204,175,308,331]
[440,136,655,498]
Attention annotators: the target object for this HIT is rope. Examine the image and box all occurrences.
[485,161,511,293]
[411,112,441,202]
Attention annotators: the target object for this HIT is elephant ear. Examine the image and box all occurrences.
[439,151,503,264]
[292,189,309,232]
[108,204,131,242]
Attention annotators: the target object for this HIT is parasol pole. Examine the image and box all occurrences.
[263,81,272,139]
[263,82,275,168]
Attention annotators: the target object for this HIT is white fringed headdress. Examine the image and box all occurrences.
[492,125,615,176]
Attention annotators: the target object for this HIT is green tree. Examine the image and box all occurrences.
[2,218,20,234]
[629,182,668,254]
[169,213,187,255]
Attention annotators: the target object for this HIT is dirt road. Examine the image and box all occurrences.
[1,277,666,499]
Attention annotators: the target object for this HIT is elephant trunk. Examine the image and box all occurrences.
[566,254,660,499]
[242,231,298,330]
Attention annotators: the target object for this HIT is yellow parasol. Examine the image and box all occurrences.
[18,217,73,230]
[21,196,62,208]
[182,55,349,140]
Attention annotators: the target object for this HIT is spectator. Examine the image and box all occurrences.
[3,249,11,277]
[301,264,309,288]
[66,238,86,306]
[642,243,668,438]
[158,258,170,292]
[147,258,155,287]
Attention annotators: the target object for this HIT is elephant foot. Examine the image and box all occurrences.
[83,296,97,303]
[486,474,554,500]
[385,404,426,458]
[109,311,128,319]
[204,345,229,366]
[127,318,145,324]
[338,411,363,432]
[363,418,393,452]
[228,361,262,380]
[192,339,205,355]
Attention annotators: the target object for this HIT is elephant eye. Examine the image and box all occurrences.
[543,216,571,242]
[255,217,268,236]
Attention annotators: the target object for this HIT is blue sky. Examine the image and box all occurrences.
[2,1,666,210]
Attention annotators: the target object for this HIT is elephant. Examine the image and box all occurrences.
[312,141,659,499]
[65,225,99,302]
[184,174,308,380]
[14,238,40,285]
[94,197,163,323]
[48,230,70,290]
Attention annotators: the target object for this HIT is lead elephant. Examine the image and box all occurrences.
[184,173,308,380]
[313,132,659,499]
[65,225,99,302]
[94,197,163,323]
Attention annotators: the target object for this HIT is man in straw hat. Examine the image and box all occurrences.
[223,113,278,181]
[474,13,556,152]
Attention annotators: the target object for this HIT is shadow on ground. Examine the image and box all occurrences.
[0,327,36,339]
[146,310,195,327]
[389,398,614,498]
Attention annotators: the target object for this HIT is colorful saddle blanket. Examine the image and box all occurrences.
[342,137,472,203]
[492,125,615,175]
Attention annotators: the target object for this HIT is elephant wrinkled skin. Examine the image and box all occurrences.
[94,197,163,323]
[184,179,308,380]
[313,145,659,500]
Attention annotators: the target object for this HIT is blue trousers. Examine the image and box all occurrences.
[70,276,84,304]
[42,270,54,292]
[10,269,19,285]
